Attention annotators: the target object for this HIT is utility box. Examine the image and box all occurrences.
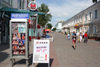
[10,13,29,67]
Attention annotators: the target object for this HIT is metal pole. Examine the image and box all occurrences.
[36,13,38,38]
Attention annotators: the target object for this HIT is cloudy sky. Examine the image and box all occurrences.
[36,0,93,26]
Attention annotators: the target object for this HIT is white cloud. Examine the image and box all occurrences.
[48,0,93,26]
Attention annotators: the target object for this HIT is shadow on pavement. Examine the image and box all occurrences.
[0,52,9,63]
[29,54,54,67]
[36,58,54,67]
[14,54,33,65]
[14,59,26,65]
[13,54,54,67]
[0,44,9,52]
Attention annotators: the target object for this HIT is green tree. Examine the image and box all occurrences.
[52,28,56,31]
[92,0,97,3]
[47,23,52,29]
[38,3,52,27]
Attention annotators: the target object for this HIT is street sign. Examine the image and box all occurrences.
[33,40,50,63]
[11,13,29,19]
[28,1,37,11]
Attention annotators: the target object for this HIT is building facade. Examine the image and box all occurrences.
[62,1,100,38]
[0,0,28,45]
[55,21,63,32]
[0,0,12,44]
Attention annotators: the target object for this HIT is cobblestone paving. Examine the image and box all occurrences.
[52,32,100,67]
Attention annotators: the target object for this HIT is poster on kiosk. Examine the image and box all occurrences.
[10,13,29,58]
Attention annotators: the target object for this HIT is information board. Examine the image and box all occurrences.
[33,40,50,63]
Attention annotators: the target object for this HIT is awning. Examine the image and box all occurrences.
[0,7,45,15]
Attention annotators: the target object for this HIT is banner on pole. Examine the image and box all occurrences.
[33,40,50,63]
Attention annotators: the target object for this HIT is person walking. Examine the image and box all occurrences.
[65,31,67,35]
[84,32,88,43]
[77,32,80,43]
[72,31,77,49]
[79,32,83,42]
[67,33,70,40]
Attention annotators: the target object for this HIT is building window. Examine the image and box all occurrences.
[85,14,87,22]
[93,25,96,34]
[22,0,24,9]
[95,9,98,19]
[17,0,21,9]
[4,0,10,3]
[88,26,91,34]
[89,12,92,20]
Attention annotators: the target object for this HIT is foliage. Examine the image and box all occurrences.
[47,23,52,29]
[52,28,56,31]
[92,0,97,3]
[38,3,52,27]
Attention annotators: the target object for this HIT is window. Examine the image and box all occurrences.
[95,10,98,19]
[85,14,87,22]
[17,0,21,9]
[4,0,10,3]
[22,0,24,9]
[93,25,96,34]
[89,12,92,20]
[88,26,91,34]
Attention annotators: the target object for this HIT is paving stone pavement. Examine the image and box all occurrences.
[0,38,59,67]
[52,32,100,67]
[1,32,100,67]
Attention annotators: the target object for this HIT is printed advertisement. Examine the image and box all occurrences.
[12,22,26,56]
[33,40,50,63]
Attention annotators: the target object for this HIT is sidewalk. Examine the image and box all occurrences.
[0,39,59,67]
[52,32,100,67]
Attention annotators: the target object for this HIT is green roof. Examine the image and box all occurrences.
[0,7,45,15]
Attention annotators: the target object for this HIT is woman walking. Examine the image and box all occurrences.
[79,32,83,42]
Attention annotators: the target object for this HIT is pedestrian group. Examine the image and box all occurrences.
[65,31,88,50]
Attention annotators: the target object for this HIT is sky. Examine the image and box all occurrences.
[36,0,93,26]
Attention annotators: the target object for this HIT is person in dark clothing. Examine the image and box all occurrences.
[72,31,77,49]
[65,31,67,35]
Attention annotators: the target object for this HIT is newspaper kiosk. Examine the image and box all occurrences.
[10,13,29,67]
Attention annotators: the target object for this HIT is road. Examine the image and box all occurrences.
[52,32,100,67]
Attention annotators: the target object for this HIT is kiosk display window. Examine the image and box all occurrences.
[11,22,26,56]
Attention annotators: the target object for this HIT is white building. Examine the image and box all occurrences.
[62,1,100,38]
[55,21,63,32]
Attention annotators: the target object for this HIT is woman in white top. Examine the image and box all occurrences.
[80,32,83,42]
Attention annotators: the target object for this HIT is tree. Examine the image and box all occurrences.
[52,28,56,31]
[47,23,52,29]
[38,3,52,27]
[92,0,97,3]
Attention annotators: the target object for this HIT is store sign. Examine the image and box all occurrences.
[33,40,50,63]
[28,1,37,10]
[11,13,29,19]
